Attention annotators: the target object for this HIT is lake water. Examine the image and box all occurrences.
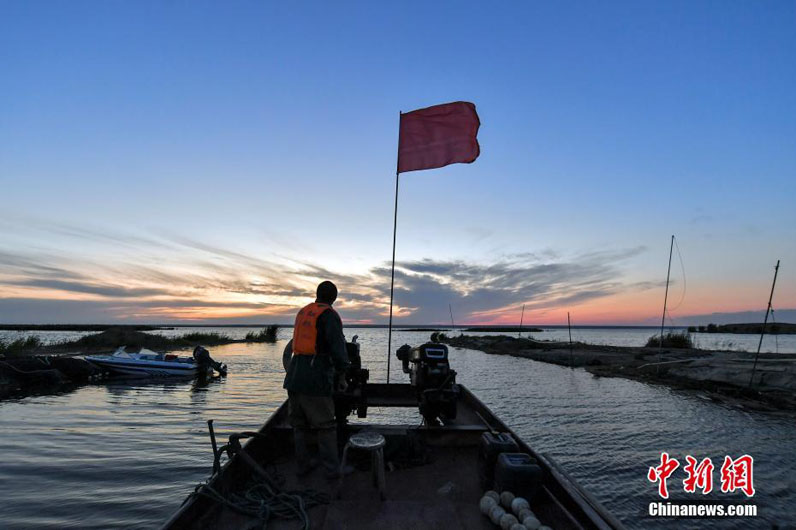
[1,327,794,529]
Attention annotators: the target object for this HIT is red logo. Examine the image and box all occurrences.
[649,453,755,498]
[720,455,755,497]
[683,456,714,494]
[647,452,680,499]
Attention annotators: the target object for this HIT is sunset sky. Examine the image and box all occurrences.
[1,1,794,326]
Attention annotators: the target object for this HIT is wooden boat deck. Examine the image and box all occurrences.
[200,444,494,530]
[163,384,624,530]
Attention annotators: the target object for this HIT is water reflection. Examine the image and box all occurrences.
[0,330,794,530]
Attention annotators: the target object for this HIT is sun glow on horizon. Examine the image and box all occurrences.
[2,216,791,326]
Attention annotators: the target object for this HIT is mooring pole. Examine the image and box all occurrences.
[518,304,525,338]
[568,311,573,367]
[207,419,220,475]
[386,111,402,384]
[449,304,456,331]
[748,260,780,388]
[659,235,675,363]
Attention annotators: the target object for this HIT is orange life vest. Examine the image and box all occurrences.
[292,302,336,355]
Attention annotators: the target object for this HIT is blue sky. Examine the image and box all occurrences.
[1,1,794,325]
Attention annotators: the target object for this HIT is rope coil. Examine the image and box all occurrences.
[190,427,329,529]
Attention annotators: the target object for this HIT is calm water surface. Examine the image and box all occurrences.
[1,328,794,529]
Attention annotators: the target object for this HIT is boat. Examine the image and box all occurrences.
[162,342,624,529]
[85,346,224,378]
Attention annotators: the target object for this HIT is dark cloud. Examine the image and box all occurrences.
[0,222,654,324]
[0,251,84,280]
[5,279,165,298]
[227,283,309,297]
[0,297,294,324]
[159,233,279,270]
[317,247,652,323]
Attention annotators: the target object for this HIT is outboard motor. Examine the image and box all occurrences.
[334,336,370,420]
[192,346,227,376]
[396,343,459,425]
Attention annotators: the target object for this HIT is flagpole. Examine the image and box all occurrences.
[386,111,402,384]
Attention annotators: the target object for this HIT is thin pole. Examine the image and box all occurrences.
[749,260,780,388]
[386,112,402,384]
[567,311,573,367]
[449,304,455,330]
[659,235,675,362]
[518,304,525,337]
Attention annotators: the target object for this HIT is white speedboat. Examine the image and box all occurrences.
[85,347,216,378]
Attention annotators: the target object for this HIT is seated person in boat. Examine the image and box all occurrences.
[282,280,350,478]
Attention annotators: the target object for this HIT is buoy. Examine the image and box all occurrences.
[511,497,530,515]
[485,490,500,502]
[479,495,497,515]
[500,490,515,509]
[489,505,506,525]
[518,507,534,521]
[499,513,519,530]
[522,515,541,530]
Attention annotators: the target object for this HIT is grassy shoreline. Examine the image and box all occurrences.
[441,334,796,412]
[688,322,796,334]
[0,326,280,356]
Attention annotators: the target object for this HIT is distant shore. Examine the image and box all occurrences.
[688,322,796,335]
[0,324,163,332]
[441,334,796,412]
[460,326,543,332]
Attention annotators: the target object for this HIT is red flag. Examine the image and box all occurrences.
[398,101,480,174]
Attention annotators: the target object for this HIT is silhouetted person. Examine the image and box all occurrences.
[282,280,349,478]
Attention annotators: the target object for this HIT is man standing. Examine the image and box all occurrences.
[283,280,349,478]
